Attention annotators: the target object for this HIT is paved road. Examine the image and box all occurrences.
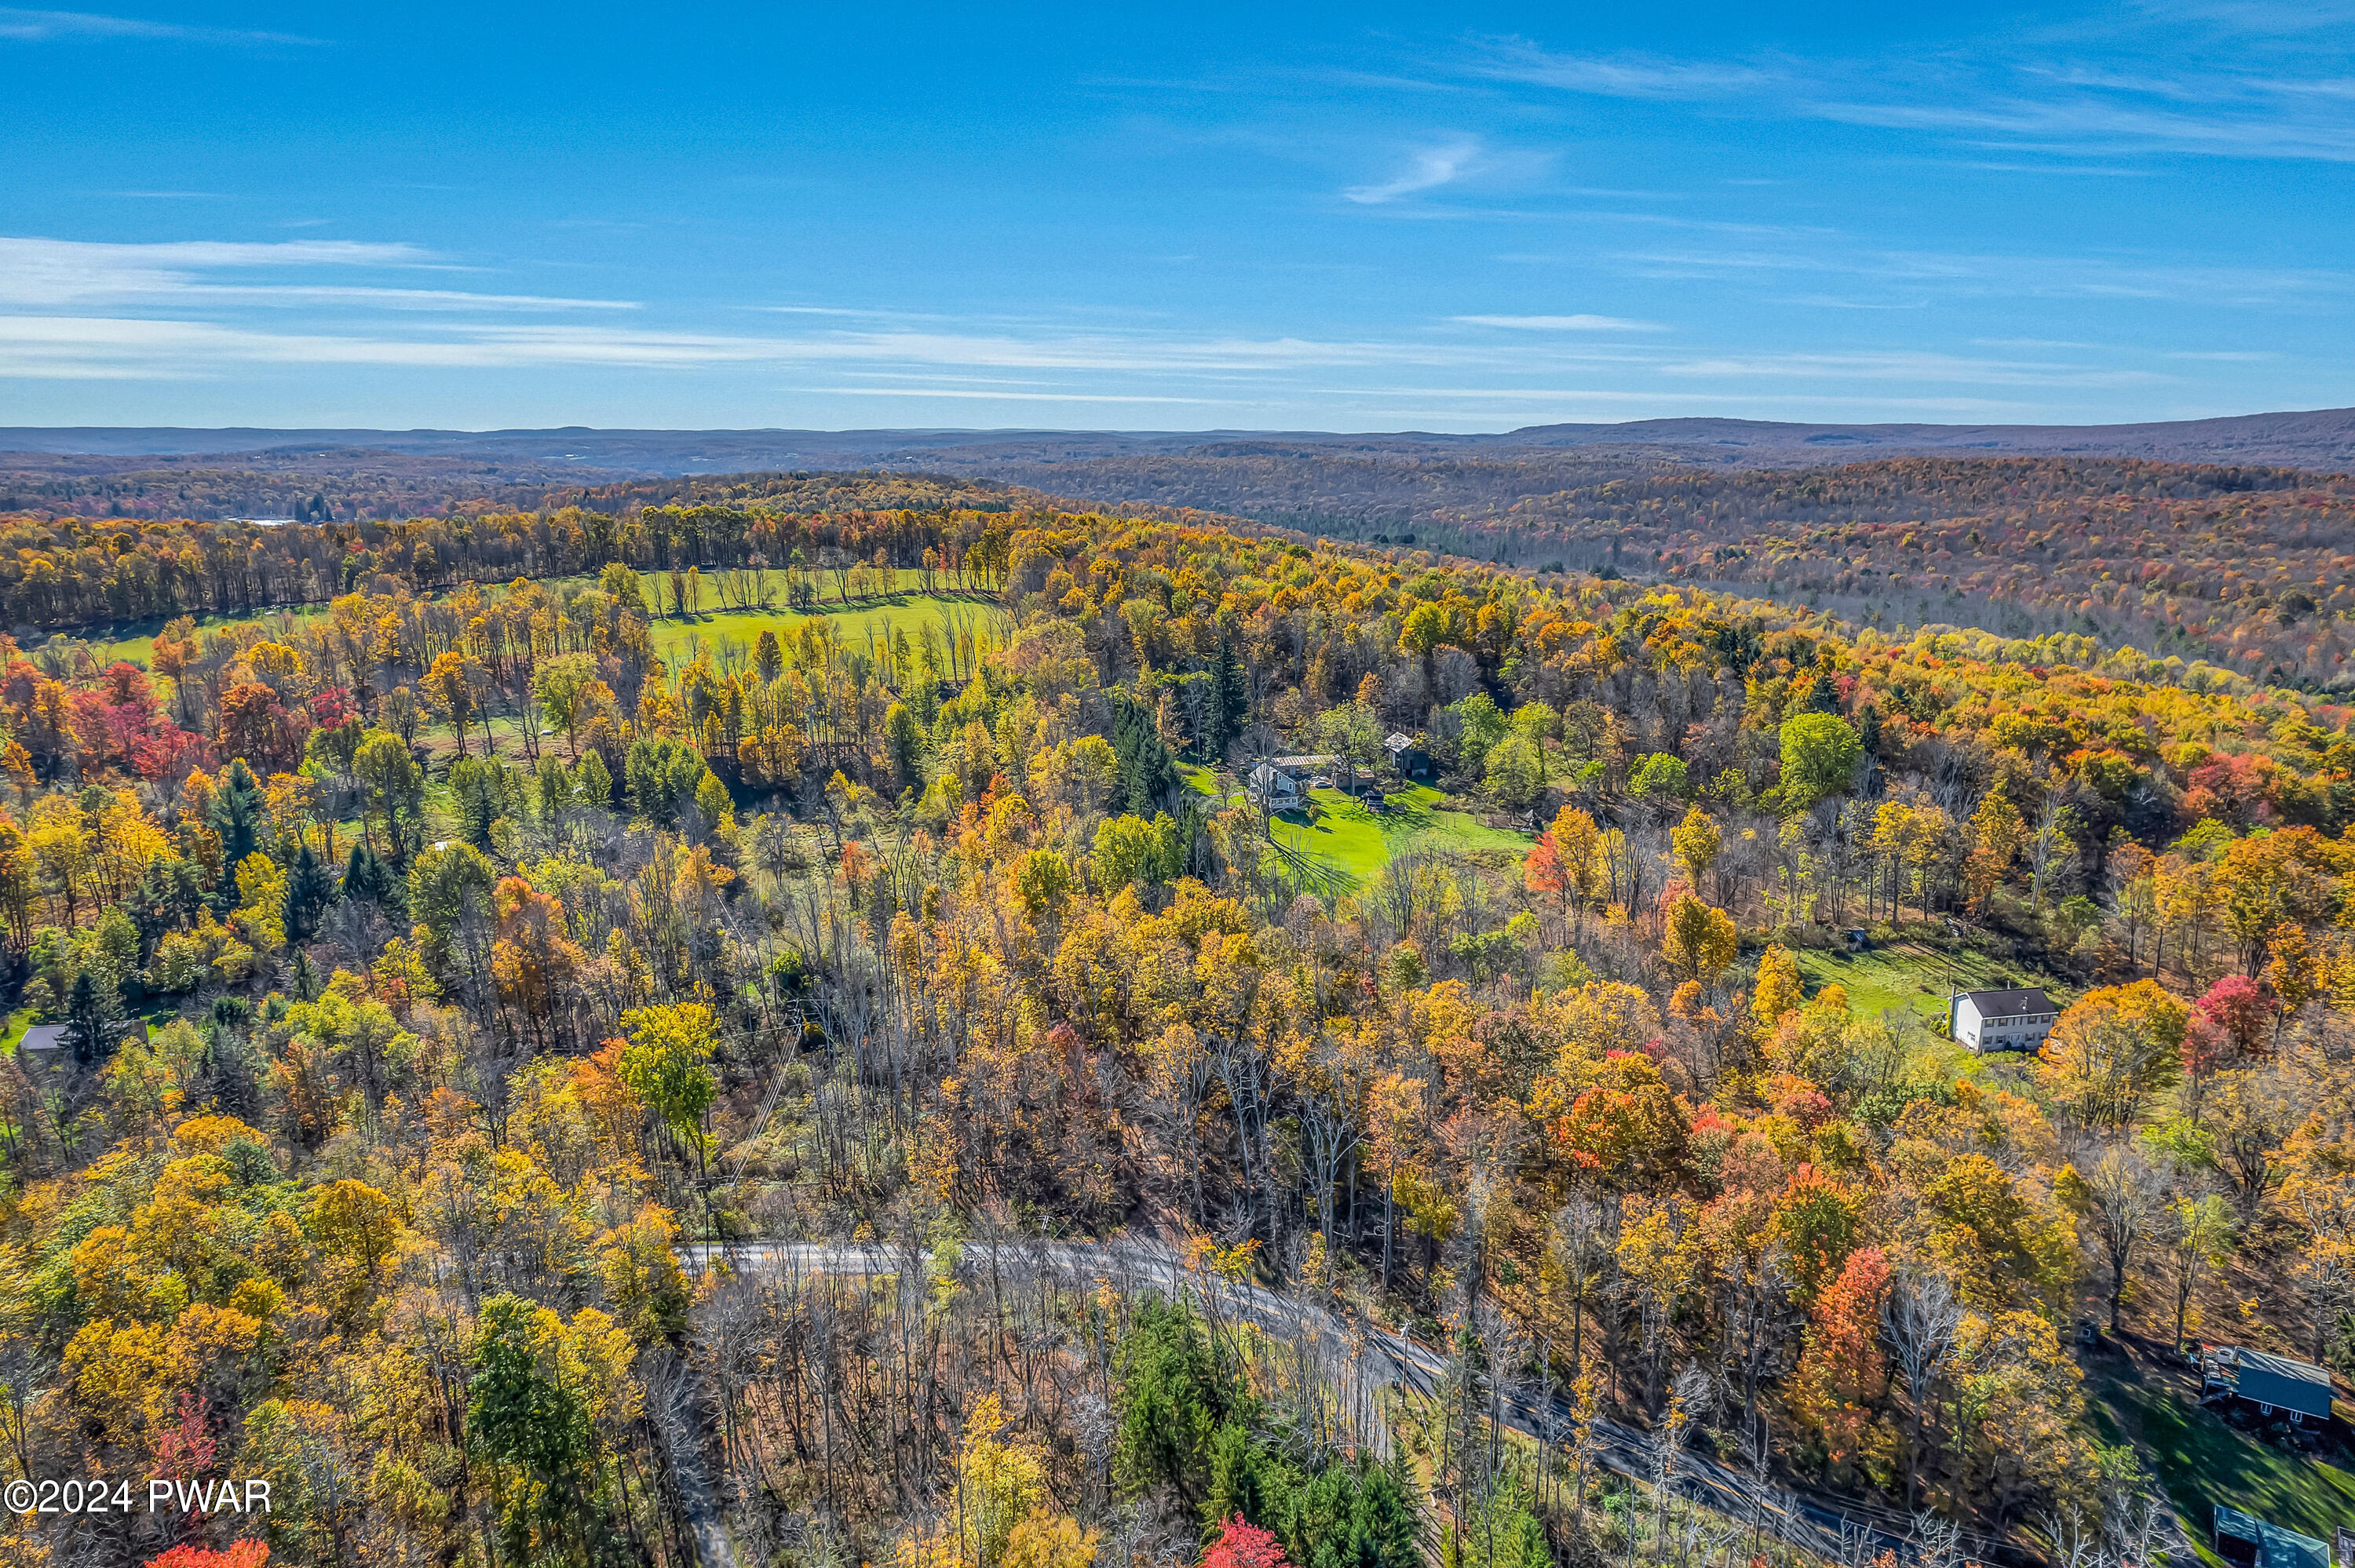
[684,1239,2012,1566]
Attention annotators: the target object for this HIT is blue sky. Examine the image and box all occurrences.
[4,2,2353,432]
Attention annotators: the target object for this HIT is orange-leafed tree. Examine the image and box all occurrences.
[146,1544,269,1568]
[1787,1244,1896,1487]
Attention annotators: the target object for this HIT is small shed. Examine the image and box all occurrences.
[1384,733,1433,779]
[2215,1507,2331,1568]
[18,1023,68,1056]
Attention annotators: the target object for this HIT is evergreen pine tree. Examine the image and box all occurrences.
[345,841,407,917]
[289,947,323,1001]
[130,855,208,945]
[1216,621,1251,753]
[282,841,338,941]
[1111,691,1181,817]
[1203,1420,1293,1542]
[575,749,615,808]
[66,968,126,1065]
[209,757,268,866]
[210,1024,257,1119]
[1343,1459,1422,1568]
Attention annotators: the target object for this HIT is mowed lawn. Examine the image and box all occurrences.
[647,590,995,667]
[1178,763,1229,799]
[2087,1356,2355,1565]
[1272,784,1532,888]
[54,567,984,669]
[1791,935,2076,1026]
[69,603,335,667]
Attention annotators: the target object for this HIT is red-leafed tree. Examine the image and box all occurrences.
[217,680,309,774]
[1203,1516,1288,1568]
[2196,974,2269,1059]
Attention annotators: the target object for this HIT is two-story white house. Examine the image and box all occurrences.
[1951,986,2059,1052]
[1247,761,1304,808]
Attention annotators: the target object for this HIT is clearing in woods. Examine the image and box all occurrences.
[1269,783,1532,892]
[1791,935,2078,1026]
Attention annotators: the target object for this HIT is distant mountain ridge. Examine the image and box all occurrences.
[1489,408,2355,465]
[6,404,2355,472]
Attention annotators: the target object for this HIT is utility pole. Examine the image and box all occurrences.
[1944,917,1963,1037]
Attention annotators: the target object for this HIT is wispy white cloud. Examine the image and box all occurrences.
[0,228,2309,430]
[1608,239,2351,306]
[780,387,1239,404]
[0,7,317,44]
[0,236,635,311]
[1343,139,1484,204]
[1779,295,1930,311]
[0,306,2190,404]
[0,315,1506,380]
[1451,313,1666,331]
[1327,386,2042,416]
[1461,33,2355,164]
[1469,40,1773,100]
[1806,91,2355,162]
[1656,349,2167,388]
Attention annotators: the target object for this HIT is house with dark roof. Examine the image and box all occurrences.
[1950,986,2058,1053]
[1384,732,1432,779]
[2214,1507,2331,1568]
[17,1023,67,1055]
[2202,1345,2338,1425]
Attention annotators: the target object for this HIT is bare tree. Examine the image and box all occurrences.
[2067,1140,2171,1334]
[1882,1268,1963,1508]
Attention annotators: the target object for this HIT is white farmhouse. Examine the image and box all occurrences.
[1247,761,1303,808]
[1951,986,2059,1052]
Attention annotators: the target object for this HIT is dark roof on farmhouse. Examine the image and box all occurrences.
[1961,987,2054,1019]
[2231,1348,2335,1418]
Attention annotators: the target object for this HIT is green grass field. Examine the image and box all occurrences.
[58,603,335,669]
[51,567,979,671]
[647,590,995,667]
[1178,763,1227,799]
[2087,1357,2355,1563]
[0,1010,31,1059]
[1791,933,2076,1026]
[1270,784,1532,891]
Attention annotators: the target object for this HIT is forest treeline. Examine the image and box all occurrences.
[18,453,2355,694]
[2,490,2353,1567]
[0,454,1056,530]
[907,450,2355,691]
[0,494,1043,629]
[0,448,641,526]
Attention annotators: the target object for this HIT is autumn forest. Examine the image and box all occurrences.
[2,461,2353,1568]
